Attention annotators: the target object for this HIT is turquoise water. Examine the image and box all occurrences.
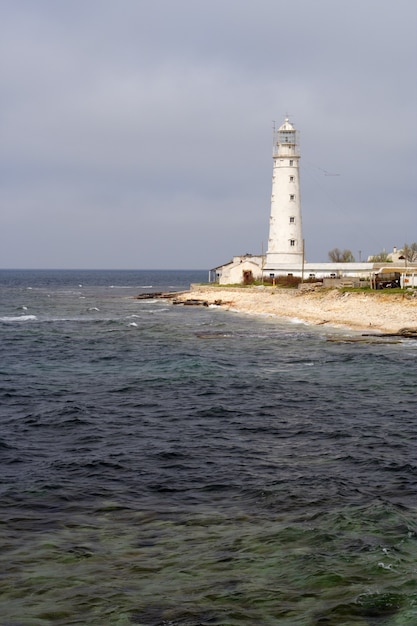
[1,270,417,625]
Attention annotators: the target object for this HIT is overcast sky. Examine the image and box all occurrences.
[1,0,416,269]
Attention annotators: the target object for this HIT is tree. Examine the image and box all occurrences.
[368,251,392,262]
[328,248,355,263]
[401,243,417,263]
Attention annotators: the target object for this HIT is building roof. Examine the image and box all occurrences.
[278,117,295,131]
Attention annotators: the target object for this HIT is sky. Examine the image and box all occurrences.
[1,0,416,269]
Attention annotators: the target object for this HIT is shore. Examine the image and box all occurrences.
[174,285,417,333]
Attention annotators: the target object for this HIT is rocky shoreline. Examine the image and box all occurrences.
[136,285,417,335]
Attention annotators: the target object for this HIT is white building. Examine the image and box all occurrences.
[210,254,264,285]
[265,118,303,270]
[212,117,376,285]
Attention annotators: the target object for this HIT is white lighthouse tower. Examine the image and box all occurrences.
[265,117,303,271]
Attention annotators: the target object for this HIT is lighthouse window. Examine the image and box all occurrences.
[290,194,295,201]
[289,160,294,166]
[290,239,295,247]
[289,217,295,223]
[289,176,294,182]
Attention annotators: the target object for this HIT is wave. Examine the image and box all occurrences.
[0,315,37,323]
[110,285,149,289]
[0,314,127,325]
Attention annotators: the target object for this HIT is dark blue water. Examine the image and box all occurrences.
[1,270,417,625]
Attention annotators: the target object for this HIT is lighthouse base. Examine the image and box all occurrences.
[264,252,304,272]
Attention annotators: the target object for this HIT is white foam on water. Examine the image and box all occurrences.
[378,562,393,570]
[289,316,311,325]
[1,315,37,322]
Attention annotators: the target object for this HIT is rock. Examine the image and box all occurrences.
[135,291,184,300]
[362,327,417,339]
[398,327,417,336]
[182,299,209,307]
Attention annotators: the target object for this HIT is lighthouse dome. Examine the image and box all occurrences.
[278,117,294,131]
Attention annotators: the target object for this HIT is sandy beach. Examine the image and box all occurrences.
[175,285,417,334]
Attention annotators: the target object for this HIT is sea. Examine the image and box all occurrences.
[1,269,417,626]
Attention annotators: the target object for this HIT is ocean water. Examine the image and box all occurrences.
[1,269,417,626]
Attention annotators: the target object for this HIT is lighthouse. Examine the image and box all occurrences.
[212,117,376,285]
[265,117,303,270]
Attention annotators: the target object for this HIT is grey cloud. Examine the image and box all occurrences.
[0,0,416,268]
